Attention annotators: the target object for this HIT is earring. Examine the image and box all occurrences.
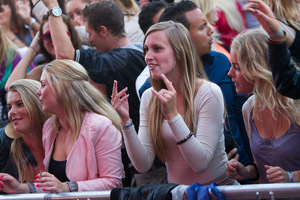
[173,60,177,69]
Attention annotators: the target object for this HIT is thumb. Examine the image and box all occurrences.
[264,165,272,170]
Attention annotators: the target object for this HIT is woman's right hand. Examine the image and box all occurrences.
[242,0,279,35]
[30,31,42,54]
[0,173,28,194]
[15,0,31,26]
[111,80,131,125]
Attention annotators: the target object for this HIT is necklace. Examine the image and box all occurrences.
[260,111,280,167]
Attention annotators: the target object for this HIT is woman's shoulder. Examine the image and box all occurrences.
[82,112,116,132]
[196,80,222,97]
[242,95,255,113]
[81,112,121,141]
[140,87,153,104]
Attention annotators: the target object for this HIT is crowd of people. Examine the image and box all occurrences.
[0,0,299,198]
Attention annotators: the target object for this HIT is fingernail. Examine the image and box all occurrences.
[35,175,39,178]
[34,179,38,182]
[42,188,46,191]
[36,184,39,187]
[0,177,3,180]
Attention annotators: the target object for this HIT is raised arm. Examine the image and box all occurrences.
[41,0,75,59]
[5,32,40,91]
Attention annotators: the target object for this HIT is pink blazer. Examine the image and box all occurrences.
[40,112,124,192]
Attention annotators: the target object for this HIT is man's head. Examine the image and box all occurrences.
[159,1,214,57]
[82,1,126,51]
[138,1,168,34]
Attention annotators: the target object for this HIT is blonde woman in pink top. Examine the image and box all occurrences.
[0,59,124,193]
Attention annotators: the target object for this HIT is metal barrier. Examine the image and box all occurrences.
[0,183,300,199]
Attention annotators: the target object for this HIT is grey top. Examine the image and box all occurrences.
[250,118,300,183]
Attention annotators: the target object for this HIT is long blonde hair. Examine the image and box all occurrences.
[0,27,17,75]
[43,59,122,141]
[214,0,246,32]
[262,0,300,30]
[8,79,50,182]
[231,29,300,124]
[144,21,207,162]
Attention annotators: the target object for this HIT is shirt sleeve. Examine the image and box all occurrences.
[169,83,225,173]
[76,117,124,191]
[269,41,300,99]
[122,88,155,173]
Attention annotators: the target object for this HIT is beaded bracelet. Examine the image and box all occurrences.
[176,131,193,145]
[121,120,133,130]
[25,182,36,193]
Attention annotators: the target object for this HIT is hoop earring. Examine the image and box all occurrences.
[173,60,177,69]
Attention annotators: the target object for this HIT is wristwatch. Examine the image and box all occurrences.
[48,7,62,17]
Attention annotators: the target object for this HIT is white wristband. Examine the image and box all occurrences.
[24,17,36,30]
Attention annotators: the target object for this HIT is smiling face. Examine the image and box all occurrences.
[144,30,178,80]
[228,50,254,94]
[37,72,60,115]
[7,91,30,134]
[185,8,214,57]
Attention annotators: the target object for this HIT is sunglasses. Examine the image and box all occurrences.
[41,31,70,43]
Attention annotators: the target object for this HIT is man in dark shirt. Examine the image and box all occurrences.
[41,0,146,129]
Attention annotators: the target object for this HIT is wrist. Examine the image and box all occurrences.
[63,182,70,192]
[121,119,133,130]
[47,3,59,9]
[121,119,131,126]
[269,30,287,43]
[24,17,37,30]
[18,183,31,193]
[166,112,179,121]
[288,171,294,182]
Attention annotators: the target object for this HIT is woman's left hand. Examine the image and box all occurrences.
[151,74,178,120]
[35,172,69,193]
[265,165,290,183]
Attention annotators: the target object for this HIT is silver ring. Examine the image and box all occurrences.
[162,91,165,96]
[113,98,116,102]
[17,1,22,4]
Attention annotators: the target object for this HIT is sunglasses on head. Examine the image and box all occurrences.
[41,31,70,43]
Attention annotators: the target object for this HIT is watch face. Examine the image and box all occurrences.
[52,7,62,16]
